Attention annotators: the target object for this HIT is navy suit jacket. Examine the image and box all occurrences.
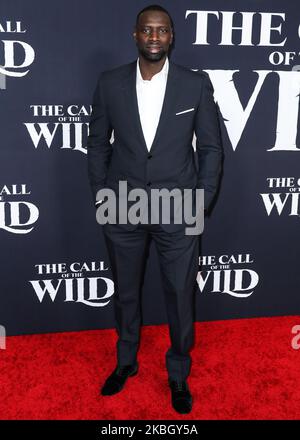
[87,59,223,231]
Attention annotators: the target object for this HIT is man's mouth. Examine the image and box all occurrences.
[147,45,162,52]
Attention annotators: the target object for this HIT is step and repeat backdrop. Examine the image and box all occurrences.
[1,0,300,335]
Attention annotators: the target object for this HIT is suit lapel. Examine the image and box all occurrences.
[121,59,179,154]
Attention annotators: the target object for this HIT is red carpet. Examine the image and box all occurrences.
[0,316,299,420]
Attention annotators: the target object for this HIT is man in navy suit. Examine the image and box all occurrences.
[87,4,223,414]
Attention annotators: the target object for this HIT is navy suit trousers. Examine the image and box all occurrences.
[102,222,200,381]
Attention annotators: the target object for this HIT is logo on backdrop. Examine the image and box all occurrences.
[24,105,92,153]
[0,21,35,89]
[260,177,300,216]
[0,184,39,234]
[185,10,300,152]
[197,253,259,297]
[29,261,114,307]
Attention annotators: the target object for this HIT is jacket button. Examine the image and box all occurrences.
[147,182,152,186]
[148,154,152,159]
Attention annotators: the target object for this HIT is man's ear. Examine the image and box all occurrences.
[133,27,137,42]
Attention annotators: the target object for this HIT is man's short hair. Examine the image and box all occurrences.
[135,4,174,32]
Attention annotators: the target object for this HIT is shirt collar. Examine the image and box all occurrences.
[136,57,169,83]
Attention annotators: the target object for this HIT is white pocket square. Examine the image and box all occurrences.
[175,108,195,115]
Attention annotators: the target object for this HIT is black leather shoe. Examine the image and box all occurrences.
[101,363,138,396]
[169,379,192,414]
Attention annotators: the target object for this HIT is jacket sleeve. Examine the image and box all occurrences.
[87,73,113,203]
[194,72,223,212]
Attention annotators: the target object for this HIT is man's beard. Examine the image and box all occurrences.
[138,46,167,62]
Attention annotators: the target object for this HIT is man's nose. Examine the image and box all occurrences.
[149,30,160,41]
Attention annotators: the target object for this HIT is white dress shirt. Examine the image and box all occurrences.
[136,57,169,152]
